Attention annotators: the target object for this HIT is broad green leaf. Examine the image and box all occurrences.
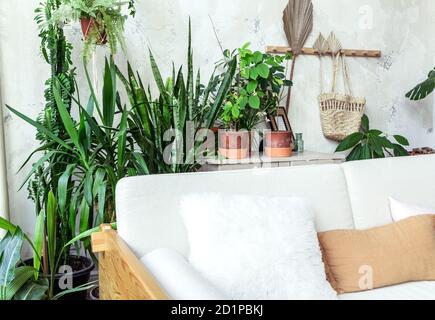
[346,144,363,162]
[4,266,34,300]
[247,80,258,94]
[248,95,260,109]
[336,132,364,152]
[393,144,409,157]
[256,63,270,78]
[368,129,382,136]
[253,51,263,64]
[393,135,410,146]
[0,229,24,290]
[361,115,370,132]
[361,144,372,160]
[14,278,48,300]
[406,68,435,101]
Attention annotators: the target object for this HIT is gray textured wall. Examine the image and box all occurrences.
[0,0,434,233]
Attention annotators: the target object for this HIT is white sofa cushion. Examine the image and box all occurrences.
[180,193,338,300]
[117,165,355,258]
[140,248,227,300]
[389,197,435,222]
[342,155,435,229]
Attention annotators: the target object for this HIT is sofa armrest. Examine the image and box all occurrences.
[91,224,169,300]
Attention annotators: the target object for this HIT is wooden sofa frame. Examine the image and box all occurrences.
[91,224,168,300]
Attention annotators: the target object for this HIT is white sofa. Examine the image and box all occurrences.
[115,155,435,300]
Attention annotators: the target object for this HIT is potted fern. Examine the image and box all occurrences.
[50,0,135,60]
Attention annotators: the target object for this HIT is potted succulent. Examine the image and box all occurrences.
[49,0,136,60]
[219,43,292,159]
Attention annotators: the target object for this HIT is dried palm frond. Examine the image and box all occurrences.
[282,0,314,113]
[326,32,342,55]
[313,33,327,55]
[283,0,314,55]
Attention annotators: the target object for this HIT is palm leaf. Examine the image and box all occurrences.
[283,0,313,55]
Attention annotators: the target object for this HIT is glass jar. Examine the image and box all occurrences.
[295,133,304,153]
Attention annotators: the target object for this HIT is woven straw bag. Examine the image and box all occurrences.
[318,53,366,142]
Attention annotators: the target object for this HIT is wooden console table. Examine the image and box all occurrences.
[201,151,345,172]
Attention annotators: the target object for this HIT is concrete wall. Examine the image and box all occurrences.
[0,0,434,233]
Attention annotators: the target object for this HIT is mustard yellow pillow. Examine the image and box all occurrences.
[318,215,435,294]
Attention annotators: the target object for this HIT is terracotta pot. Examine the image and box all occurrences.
[80,17,107,45]
[264,131,293,158]
[218,130,250,160]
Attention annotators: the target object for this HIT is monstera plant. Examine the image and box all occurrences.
[406,67,435,101]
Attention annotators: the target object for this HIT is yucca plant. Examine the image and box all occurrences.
[8,58,132,238]
[117,20,237,173]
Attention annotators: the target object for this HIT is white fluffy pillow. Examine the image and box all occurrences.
[180,193,337,300]
[389,197,435,222]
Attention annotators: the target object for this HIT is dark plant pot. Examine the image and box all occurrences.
[24,255,94,300]
[218,130,250,159]
[80,17,107,44]
[89,286,99,300]
[264,131,293,158]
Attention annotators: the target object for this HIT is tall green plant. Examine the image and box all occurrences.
[117,20,237,173]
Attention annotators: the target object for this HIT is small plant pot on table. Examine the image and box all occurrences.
[218,130,250,160]
[263,131,293,158]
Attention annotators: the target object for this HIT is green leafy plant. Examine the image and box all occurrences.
[117,20,237,173]
[8,57,132,239]
[219,43,292,130]
[49,0,134,60]
[406,67,435,101]
[0,216,96,300]
[336,115,410,161]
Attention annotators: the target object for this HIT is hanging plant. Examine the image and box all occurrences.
[49,0,135,61]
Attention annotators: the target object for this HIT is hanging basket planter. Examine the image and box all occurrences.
[80,17,107,45]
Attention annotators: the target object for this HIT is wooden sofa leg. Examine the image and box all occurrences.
[91,224,168,300]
